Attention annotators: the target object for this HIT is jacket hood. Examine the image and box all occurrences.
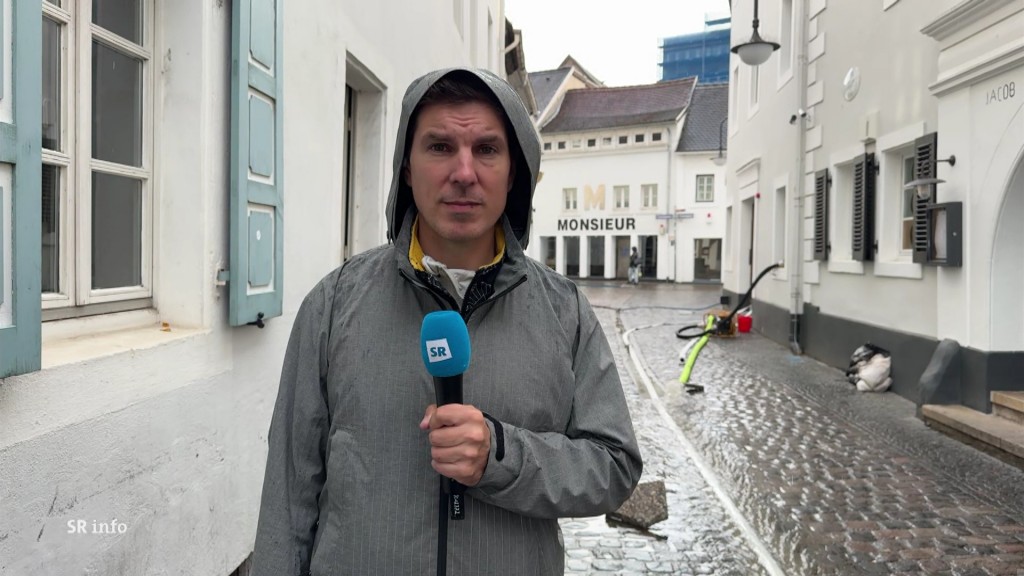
[385,68,542,248]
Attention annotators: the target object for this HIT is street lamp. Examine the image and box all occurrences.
[711,118,727,166]
[903,155,956,201]
[731,0,780,66]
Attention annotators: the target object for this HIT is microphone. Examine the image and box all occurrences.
[420,311,471,520]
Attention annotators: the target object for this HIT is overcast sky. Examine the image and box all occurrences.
[505,0,732,87]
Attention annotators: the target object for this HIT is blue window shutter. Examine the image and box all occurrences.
[0,0,43,377]
[229,0,284,327]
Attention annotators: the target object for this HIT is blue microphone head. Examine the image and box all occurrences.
[420,311,471,378]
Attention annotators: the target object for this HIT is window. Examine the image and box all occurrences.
[901,154,916,251]
[572,139,582,149]
[618,135,628,145]
[652,132,662,142]
[563,188,578,211]
[641,184,658,208]
[779,0,794,81]
[42,0,154,314]
[602,137,612,146]
[587,138,596,148]
[749,65,760,111]
[614,186,630,209]
[730,65,739,130]
[774,186,787,266]
[543,142,551,151]
[635,134,645,143]
[832,163,855,261]
[557,141,566,150]
[453,0,464,37]
[696,175,715,202]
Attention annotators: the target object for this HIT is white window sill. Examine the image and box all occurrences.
[42,309,209,369]
[827,259,865,275]
[874,259,923,279]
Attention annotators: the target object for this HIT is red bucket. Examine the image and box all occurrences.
[737,315,752,333]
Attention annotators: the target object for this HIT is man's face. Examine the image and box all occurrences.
[405,101,514,258]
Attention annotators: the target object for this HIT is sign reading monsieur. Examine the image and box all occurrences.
[557,217,637,232]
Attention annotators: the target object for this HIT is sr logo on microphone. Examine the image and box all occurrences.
[426,338,452,362]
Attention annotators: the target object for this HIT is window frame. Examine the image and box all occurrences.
[873,122,926,279]
[563,187,578,211]
[900,153,916,254]
[777,0,795,89]
[695,174,715,203]
[613,185,629,209]
[641,184,658,209]
[41,0,156,314]
[747,64,760,118]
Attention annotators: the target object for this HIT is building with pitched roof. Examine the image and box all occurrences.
[525,67,729,283]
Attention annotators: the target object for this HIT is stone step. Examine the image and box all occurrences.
[921,404,1024,467]
[992,391,1024,425]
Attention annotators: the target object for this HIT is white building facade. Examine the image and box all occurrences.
[723,0,1024,415]
[0,0,506,573]
[527,74,729,283]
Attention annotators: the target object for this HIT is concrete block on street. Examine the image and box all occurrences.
[607,480,668,529]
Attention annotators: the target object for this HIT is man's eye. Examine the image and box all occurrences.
[478,145,498,155]
[428,143,451,153]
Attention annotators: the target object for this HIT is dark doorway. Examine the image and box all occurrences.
[615,236,630,279]
[565,236,580,276]
[540,236,556,269]
[589,237,605,277]
[694,238,722,281]
[640,236,658,279]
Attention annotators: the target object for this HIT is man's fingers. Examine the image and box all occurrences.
[419,404,437,431]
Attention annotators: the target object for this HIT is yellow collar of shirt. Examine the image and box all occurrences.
[409,216,505,272]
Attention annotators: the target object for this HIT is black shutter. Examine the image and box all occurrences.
[814,169,830,261]
[852,153,876,261]
[912,133,937,264]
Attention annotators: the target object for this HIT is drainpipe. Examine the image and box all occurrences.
[789,0,810,355]
[668,123,677,282]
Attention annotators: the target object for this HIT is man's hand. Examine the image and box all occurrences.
[419,404,491,486]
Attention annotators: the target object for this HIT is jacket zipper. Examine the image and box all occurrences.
[400,267,527,576]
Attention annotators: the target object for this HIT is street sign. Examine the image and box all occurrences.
[655,214,673,220]
[678,213,695,220]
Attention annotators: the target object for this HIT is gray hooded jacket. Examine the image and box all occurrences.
[252,68,642,576]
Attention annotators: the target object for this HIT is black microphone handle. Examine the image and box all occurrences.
[434,374,463,406]
[432,374,465,503]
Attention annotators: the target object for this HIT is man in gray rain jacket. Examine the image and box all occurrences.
[252,68,642,576]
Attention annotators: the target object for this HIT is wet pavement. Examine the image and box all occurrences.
[563,279,1024,576]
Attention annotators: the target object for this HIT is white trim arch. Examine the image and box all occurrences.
[988,99,1024,351]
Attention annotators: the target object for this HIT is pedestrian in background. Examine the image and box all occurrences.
[628,246,641,285]
[251,68,642,576]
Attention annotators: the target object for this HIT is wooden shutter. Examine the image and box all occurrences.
[912,133,936,264]
[0,0,43,377]
[229,0,284,327]
[813,169,830,261]
[852,153,876,262]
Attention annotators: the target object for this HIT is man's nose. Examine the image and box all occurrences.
[450,148,477,186]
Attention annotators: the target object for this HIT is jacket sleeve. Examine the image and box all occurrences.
[252,280,333,576]
[468,287,643,518]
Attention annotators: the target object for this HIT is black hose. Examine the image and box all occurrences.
[676,262,783,340]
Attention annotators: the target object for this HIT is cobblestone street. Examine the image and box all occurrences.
[563,280,1024,576]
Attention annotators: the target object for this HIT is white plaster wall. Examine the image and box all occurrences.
[726,0,960,338]
[531,141,674,279]
[675,153,728,283]
[0,0,504,573]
